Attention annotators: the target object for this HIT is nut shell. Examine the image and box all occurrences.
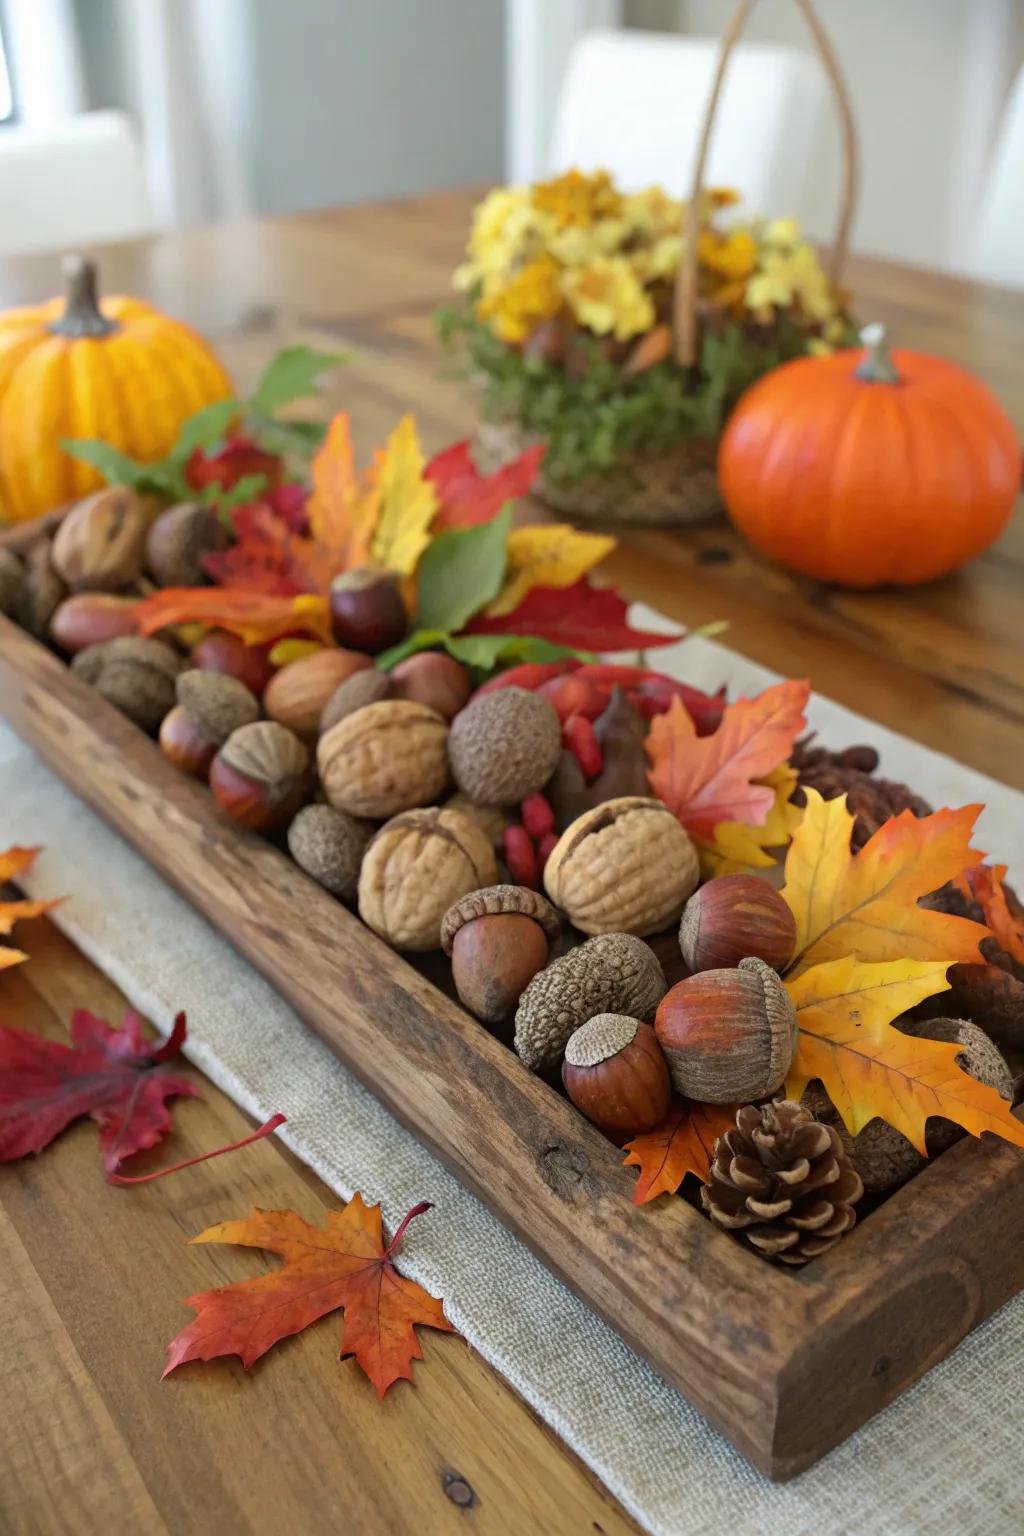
[655,957,798,1103]
[319,699,449,818]
[159,706,216,777]
[679,874,797,973]
[51,487,149,591]
[191,630,274,695]
[514,932,666,1072]
[391,652,471,722]
[264,649,372,737]
[562,1014,670,1138]
[544,797,699,937]
[71,635,183,732]
[287,803,373,901]
[0,548,22,617]
[358,806,498,951]
[329,568,408,653]
[452,912,550,1024]
[17,542,66,637]
[319,667,391,734]
[441,883,561,954]
[448,686,561,806]
[211,720,309,830]
[177,669,260,746]
[145,501,230,587]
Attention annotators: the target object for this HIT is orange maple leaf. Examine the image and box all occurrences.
[0,846,60,970]
[956,863,1024,966]
[134,587,332,648]
[164,1195,452,1398]
[623,1099,737,1204]
[646,680,809,845]
[782,790,989,973]
[305,411,378,584]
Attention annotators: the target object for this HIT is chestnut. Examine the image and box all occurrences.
[191,629,274,695]
[562,1014,670,1139]
[159,705,216,778]
[390,651,471,722]
[329,568,407,654]
[654,958,798,1103]
[441,884,561,1024]
[679,874,797,974]
[210,721,309,831]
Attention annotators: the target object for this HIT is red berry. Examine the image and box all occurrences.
[537,831,559,870]
[521,792,555,841]
[503,825,540,889]
[563,714,603,780]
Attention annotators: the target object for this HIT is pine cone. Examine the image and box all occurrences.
[701,1100,864,1266]
[791,736,931,851]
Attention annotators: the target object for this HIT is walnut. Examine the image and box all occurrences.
[544,797,699,936]
[514,932,667,1072]
[318,700,449,819]
[51,486,150,591]
[358,806,498,951]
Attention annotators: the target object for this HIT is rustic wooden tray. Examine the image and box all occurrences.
[2,609,1023,1481]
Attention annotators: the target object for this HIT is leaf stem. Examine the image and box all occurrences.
[107,1112,286,1187]
[385,1199,433,1258]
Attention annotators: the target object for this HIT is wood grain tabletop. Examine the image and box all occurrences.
[1,188,1022,1535]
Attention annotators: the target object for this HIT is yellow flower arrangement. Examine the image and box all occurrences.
[456,168,845,352]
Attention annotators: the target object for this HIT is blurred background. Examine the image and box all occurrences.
[0,0,1021,282]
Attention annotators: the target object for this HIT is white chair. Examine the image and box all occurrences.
[0,110,156,257]
[973,67,1024,288]
[549,30,836,236]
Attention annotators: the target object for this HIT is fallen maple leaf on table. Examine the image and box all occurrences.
[645,680,809,861]
[0,846,60,970]
[164,1194,452,1398]
[782,790,989,973]
[427,439,545,531]
[623,1100,737,1204]
[465,579,681,652]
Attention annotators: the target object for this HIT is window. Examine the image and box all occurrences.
[0,14,11,123]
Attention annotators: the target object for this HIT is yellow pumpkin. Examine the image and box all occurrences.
[0,254,233,524]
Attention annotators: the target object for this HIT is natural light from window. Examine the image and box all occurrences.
[0,26,11,122]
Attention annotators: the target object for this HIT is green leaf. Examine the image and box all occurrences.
[250,415,329,458]
[444,633,583,670]
[250,346,347,418]
[415,505,512,634]
[205,474,270,514]
[376,629,448,670]
[170,398,240,461]
[59,438,182,497]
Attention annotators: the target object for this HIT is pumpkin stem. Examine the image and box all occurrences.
[855,322,900,384]
[50,254,119,339]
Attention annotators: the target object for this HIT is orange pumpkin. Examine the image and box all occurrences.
[0,254,232,525]
[718,324,1020,587]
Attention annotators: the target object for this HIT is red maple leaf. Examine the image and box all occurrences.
[427,439,544,531]
[203,504,309,595]
[0,1009,198,1175]
[464,580,682,652]
[186,435,283,495]
[164,1194,452,1397]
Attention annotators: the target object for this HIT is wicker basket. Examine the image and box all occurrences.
[477,0,857,531]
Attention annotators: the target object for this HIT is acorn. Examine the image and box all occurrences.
[391,652,471,722]
[287,803,374,901]
[441,884,561,1024]
[176,668,260,746]
[191,629,274,695]
[679,874,797,974]
[448,686,561,807]
[159,706,217,777]
[655,958,798,1103]
[210,720,309,831]
[562,1014,671,1139]
[329,568,407,654]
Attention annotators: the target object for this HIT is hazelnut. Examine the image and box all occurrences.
[514,932,666,1073]
[71,635,183,732]
[391,652,471,722]
[191,630,275,695]
[444,793,511,851]
[319,666,391,734]
[177,668,260,745]
[50,592,139,653]
[159,705,217,777]
[17,542,67,638]
[287,803,373,901]
[562,1014,671,1138]
[51,486,149,591]
[441,884,561,1023]
[448,686,561,806]
[679,874,797,973]
[210,720,309,831]
[318,699,449,819]
[358,806,498,951]
[544,797,699,937]
[654,957,798,1103]
[0,547,23,616]
[329,568,408,654]
[145,501,231,587]
[264,648,372,736]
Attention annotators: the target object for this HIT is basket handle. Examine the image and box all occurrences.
[672,0,859,368]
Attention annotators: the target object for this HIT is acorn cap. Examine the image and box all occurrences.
[564,1013,639,1068]
[440,883,562,954]
[177,668,260,745]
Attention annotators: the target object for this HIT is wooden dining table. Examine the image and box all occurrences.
[1,188,1022,1536]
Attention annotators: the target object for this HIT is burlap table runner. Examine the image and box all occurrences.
[1,614,1021,1536]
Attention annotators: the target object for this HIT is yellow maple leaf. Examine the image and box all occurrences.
[785,956,1024,1155]
[369,416,438,577]
[486,524,616,618]
[700,762,803,877]
[782,789,988,974]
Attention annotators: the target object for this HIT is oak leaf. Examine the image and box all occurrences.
[485,525,615,617]
[464,579,681,652]
[135,587,332,648]
[427,439,544,531]
[164,1194,452,1398]
[0,1009,197,1173]
[956,863,1024,967]
[785,957,1024,1155]
[782,790,989,974]
[0,846,60,970]
[369,416,439,576]
[646,680,809,845]
[623,1099,737,1204]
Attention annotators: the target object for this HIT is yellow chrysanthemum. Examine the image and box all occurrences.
[561,256,655,341]
[761,216,801,248]
[545,216,631,268]
[698,227,758,282]
[531,168,624,229]
[746,242,836,322]
[476,255,564,343]
[623,186,684,239]
[457,185,540,290]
